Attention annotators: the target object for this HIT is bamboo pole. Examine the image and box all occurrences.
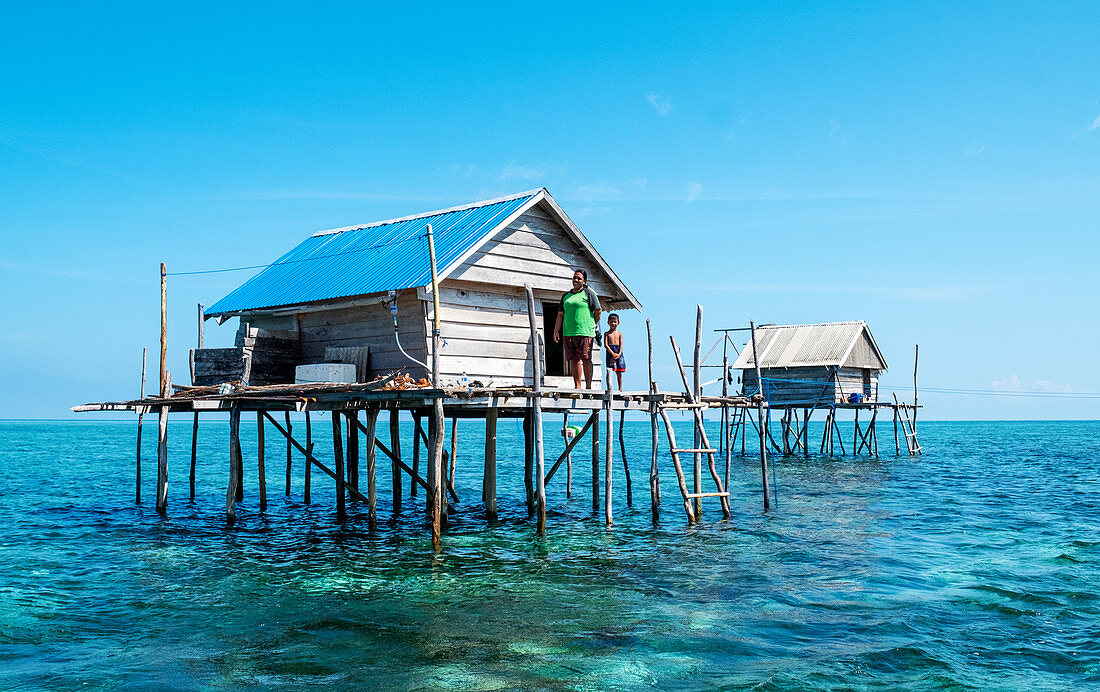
[647,318,660,520]
[332,413,346,521]
[390,409,402,512]
[136,347,146,505]
[803,409,811,458]
[226,405,240,523]
[484,406,498,521]
[893,406,900,455]
[749,321,771,512]
[155,402,169,515]
[257,412,267,511]
[232,401,243,502]
[189,411,198,502]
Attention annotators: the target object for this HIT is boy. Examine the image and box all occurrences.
[604,313,626,391]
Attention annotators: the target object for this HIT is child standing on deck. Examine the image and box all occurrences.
[604,313,626,391]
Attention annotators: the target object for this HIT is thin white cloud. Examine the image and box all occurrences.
[965,142,985,157]
[991,375,1073,393]
[1089,114,1100,133]
[686,181,702,202]
[829,119,842,138]
[497,161,567,183]
[574,181,622,201]
[646,93,673,116]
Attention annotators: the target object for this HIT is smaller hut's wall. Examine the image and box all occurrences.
[834,366,879,403]
[742,366,837,406]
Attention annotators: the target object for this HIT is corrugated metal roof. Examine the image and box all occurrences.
[206,191,540,316]
[731,321,886,369]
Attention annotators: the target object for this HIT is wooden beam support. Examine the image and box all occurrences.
[257,411,267,511]
[484,406,498,521]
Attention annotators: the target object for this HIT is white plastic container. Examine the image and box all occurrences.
[294,363,357,384]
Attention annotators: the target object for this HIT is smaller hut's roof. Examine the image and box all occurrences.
[732,321,887,371]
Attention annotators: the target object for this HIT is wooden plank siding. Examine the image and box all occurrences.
[448,211,620,299]
[742,366,880,406]
[430,283,602,387]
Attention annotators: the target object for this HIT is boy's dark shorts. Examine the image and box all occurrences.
[564,336,593,362]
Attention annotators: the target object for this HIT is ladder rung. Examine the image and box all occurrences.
[660,403,707,409]
[686,492,729,498]
[673,448,717,454]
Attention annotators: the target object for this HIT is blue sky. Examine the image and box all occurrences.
[2,2,1098,419]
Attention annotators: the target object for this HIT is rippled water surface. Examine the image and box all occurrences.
[1,418,1098,690]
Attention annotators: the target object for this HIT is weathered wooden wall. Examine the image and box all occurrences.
[448,204,621,302]
[430,281,602,387]
[741,365,880,406]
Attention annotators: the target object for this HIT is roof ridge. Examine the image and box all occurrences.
[758,320,865,329]
[311,188,546,237]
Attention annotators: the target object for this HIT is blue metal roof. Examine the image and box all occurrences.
[206,191,539,315]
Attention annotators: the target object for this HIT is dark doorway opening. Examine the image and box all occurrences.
[542,301,566,376]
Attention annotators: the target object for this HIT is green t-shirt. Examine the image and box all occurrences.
[562,287,599,337]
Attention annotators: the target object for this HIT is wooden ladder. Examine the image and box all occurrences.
[893,393,922,455]
[655,403,731,524]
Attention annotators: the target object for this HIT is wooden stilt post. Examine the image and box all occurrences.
[284,412,292,496]
[749,321,771,512]
[233,405,243,502]
[618,410,630,507]
[156,401,169,515]
[604,374,614,526]
[427,222,445,547]
[692,305,703,518]
[390,409,402,512]
[364,408,379,531]
[871,408,879,458]
[136,346,146,505]
[647,318,660,521]
[257,412,267,511]
[304,411,312,504]
[853,408,859,456]
[226,405,240,523]
[564,410,572,498]
[411,411,421,497]
[448,416,458,501]
[893,406,900,455]
[484,405,498,521]
[524,285,547,534]
[803,408,811,458]
[189,411,198,502]
[346,410,359,494]
[782,409,791,456]
[523,411,534,516]
[332,412,346,521]
[592,407,600,514]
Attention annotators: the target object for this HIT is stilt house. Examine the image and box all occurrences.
[732,321,888,406]
[197,189,641,388]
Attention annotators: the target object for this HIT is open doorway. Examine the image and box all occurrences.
[542,301,566,376]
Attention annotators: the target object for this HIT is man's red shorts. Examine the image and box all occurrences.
[564,336,593,362]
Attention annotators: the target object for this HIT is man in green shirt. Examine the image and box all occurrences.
[552,269,602,389]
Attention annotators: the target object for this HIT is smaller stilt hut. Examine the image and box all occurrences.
[733,321,888,407]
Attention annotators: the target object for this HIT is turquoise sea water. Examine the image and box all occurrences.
[1,418,1098,690]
